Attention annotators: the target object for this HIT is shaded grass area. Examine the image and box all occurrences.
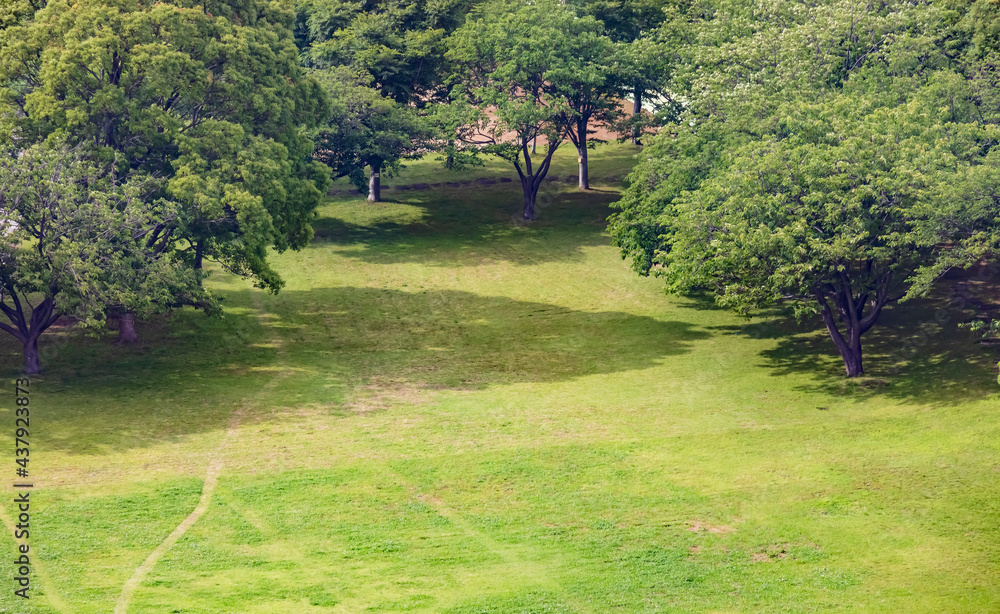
[325,141,640,195]
[0,143,998,612]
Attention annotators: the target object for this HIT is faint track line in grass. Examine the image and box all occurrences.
[113,406,244,614]
[115,293,290,614]
[394,476,598,614]
[0,501,73,613]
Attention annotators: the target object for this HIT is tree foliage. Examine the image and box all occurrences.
[0,0,331,296]
[610,0,1000,377]
[297,0,471,103]
[0,143,204,373]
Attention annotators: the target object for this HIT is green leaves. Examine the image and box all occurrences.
[0,143,207,329]
[611,0,1000,375]
[299,0,467,103]
[0,0,329,294]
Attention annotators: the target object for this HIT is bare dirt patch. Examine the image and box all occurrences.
[750,542,821,563]
[344,377,435,413]
[688,520,737,534]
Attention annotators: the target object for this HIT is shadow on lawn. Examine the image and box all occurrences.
[266,285,706,385]
[704,290,1000,406]
[311,187,620,267]
[3,286,708,455]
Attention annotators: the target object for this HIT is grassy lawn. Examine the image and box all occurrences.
[1,142,998,612]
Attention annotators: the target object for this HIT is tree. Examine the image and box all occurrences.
[312,68,430,202]
[610,0,1000,377]
[570,0,677,144]
[0,0,331,319]
[446,0,611,219]
[664,98,980,376]
[559,28,620,190]
[297,0,469,198]
[0,143,205,374]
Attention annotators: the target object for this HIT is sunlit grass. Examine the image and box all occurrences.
[0,143,998,612]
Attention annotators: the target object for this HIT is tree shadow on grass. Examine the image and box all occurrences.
[311,186,621,267]
[0,287,709,455]
[704,288,1000,407]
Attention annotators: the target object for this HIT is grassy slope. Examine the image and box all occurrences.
[0,143,998,613]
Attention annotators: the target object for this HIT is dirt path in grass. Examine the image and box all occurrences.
[113,407,245,614]
[114,294,288,614]
[395,475,599,614]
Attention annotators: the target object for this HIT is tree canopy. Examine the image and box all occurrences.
[297,0,471,104]
[610,0,1000,376]
[0,0,331,296]
[446,0,614,219]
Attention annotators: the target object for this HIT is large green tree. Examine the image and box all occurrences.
[611,0,1000,377]
[297,0,469,198]
[312,67,430,201]
[446,0,613,219]
[0,0,331,312]
[0,143,204,373]
[662,98,992,377]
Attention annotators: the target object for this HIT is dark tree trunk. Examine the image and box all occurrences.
[515,135,562,220]
[632,86,642,145]
[0,293,60,375]
[842,344,864,377]
[194,239,205,287]
[815,277,892,378]
[522,177,537,220]
[576,117,590,190]
[819,308,864,377]
[117,312,139,344]
[368,164,381,203]
[22,333,40,375]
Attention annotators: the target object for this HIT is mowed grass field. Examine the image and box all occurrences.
[1,143,999,613]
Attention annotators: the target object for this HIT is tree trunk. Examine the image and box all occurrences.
[22,333,40,375]
[576,118,590,190]
[117,312,139,344]
[632,86,642,146]
[367,165,381,203]
[841,344,864,377]
[818,300,865,377]
[522,179,536,220]
[445,140,455,169]
[0,293,59,375]
[194,239,204,287]
[824,326,864,377]
[532,134,537,154]
[515,135,561,220]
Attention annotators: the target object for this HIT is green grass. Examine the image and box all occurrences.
[1,142,999,612]
[326,141,639,194]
